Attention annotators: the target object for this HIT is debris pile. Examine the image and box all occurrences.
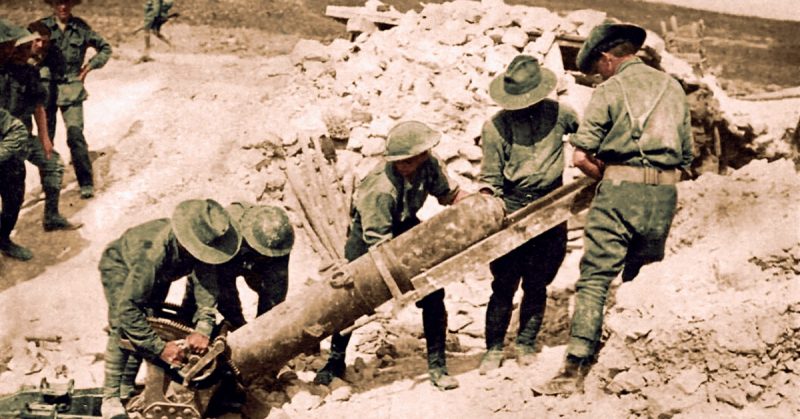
[589,159,800,417]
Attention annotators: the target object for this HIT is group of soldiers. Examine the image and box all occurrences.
[0,0,112,260]
[3,3,693,418]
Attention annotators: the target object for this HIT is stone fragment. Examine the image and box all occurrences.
[757,315,784,345]
[607,369,646,394]
[433,136,461,162]
[259,56,295,77]
[290,39,330,65]
[501,27,529,49]
[330,385,352,401]
[459,144,483,162]
[449,158,479,179]
[361,137,386,157]
[671,368,706,395]
[484,44,520,76]
[347,17,378,35]
[290,390,322,411]
[714,386,747,409]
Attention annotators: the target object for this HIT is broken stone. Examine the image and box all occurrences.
[448,313,474,332]
[432,135,461,162]
[330,385,352,401]
[361,136,386,157]
[714,386,747,409]
[500,27,529,49]
[259,56,295,77]
[449,158,479,179]
[290,39,330,65]
[484,44,520,76]
[290,390,322,411]
[347,17,378,35]
[607,369,646,394]
[346,127,370,152]
[671,368,706,395]
[757,315,784,345]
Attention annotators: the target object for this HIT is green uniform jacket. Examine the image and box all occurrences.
[570,58,693,169]
[480,99,579,198]
[40,15,111,105]
[0,62,47,132]
[0,109,29,163]
[99,219,219,358]
[352,155,459,246]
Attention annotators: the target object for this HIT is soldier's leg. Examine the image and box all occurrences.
[621,185,678,282]
[0,159,32,261]
[27,138,80,231]
[99,260,130,405]
[485,251,523,351]
[313,331,351,385]
[217,280,247,330]
[517,222,567,350]
[61,104,94,196]
[417,288,458,389]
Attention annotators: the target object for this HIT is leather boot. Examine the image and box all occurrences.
[532,355,591,396]
[0,237,32,261]
[100,397,128,419]
[43,188,82,231]
[314,332,350,385]
[479,348,504,375]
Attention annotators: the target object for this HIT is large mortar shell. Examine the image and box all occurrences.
[227,193,505,382]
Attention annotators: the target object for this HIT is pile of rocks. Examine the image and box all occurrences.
[589,159,800,416]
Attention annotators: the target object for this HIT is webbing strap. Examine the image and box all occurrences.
[614,77,671,165]
[368,245,404,299]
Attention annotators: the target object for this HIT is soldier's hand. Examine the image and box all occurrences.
[160,341,185,366]
[186,332,210,354]
[78,65,91,82]
[42,137,54,160]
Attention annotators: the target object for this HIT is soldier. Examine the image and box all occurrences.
[534,22,692,396]
[477,55,579,374]
[314,121,468,390]
[39,0,112,199]
[98,199,241,419]
[27,20,65,145]
[0,20,39,261]
[140,0,175,62]
[1,25,81,234]
[183,202,294,329]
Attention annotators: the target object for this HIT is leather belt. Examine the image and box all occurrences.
[603,165,680,185]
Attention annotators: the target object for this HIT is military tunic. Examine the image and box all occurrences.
[39,15,112,189]
[0,62,64,192]
[144,0,174,31]
[0,109,29,242]
[99,219,220,399]
[479,99,578,350]
[328,156,459,371]
[566,58,693,359]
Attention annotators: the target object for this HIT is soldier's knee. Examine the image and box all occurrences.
[66,126,85,143]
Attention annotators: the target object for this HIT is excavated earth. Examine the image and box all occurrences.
[0,1,799,418]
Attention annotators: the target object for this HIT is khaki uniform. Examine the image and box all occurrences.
[98,219,220,400]
[479,99,578,350]
[567,58,692,358]
[329,156,460,371]
[39,15,112,189]
[144,0,174,31]
[0,62,65,196]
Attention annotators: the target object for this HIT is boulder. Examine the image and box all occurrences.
[500,27,529,50]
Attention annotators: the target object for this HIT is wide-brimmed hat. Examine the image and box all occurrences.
[576,22,646,74]
[227,202,295,257]
[384,121,441,162]
[172,199,242,264]
[0,19,37,46]
[489,55,557,111]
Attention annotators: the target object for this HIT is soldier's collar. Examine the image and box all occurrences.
[614,57,643,76]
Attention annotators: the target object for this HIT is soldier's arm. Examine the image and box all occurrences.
[0,110,30,163]
[190,264,221,338]
[571,85,611,156]
[245,255,290,315]
[478,119,506,197]
[33,105,53,160]
[427,154,464,205]
[359,192,396,246]
[85,29,112,70]
[117,261,167,359]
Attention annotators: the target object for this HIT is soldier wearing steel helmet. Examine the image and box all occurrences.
[183,202,295,329]
[97,199,241,419]
[314,120,468,390]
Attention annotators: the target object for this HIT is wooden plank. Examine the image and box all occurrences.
[407,177,597,298]
[325,5,403,26]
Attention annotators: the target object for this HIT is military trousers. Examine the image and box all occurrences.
[27,135,65,193]
[567,180,677,358]
[0,158,26,240]
[99,249,170,400]
[486,222,566,350]
[329,216,451,370]
[47,102,93,188]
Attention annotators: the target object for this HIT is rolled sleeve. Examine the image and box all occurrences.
[358,192,396,246]
[427,155,460,205]
[478,120,505,197]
